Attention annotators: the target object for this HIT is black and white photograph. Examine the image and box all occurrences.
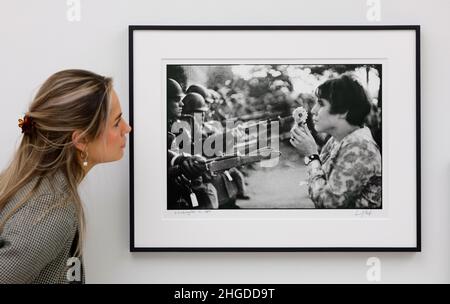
[166,64,382,210]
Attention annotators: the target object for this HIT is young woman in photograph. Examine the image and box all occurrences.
[0,69,132,283]
[290,74,382,208]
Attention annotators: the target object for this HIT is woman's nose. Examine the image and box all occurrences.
[125,122,132,133]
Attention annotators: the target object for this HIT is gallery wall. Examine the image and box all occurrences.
[0,0,449,283]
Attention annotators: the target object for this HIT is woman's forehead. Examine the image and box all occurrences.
[110,90,122,113]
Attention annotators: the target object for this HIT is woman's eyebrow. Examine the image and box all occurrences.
[114,113,122,122]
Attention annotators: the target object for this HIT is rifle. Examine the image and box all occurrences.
[174,110,302,155]
[205,147,281,174]
[240,115,295,131]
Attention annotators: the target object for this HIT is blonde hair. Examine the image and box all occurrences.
[0,69,113,256]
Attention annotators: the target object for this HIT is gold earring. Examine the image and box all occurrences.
[81,150,88,167]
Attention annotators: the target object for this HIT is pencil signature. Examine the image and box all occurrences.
[173,210,212,215]
[353,210,373,217]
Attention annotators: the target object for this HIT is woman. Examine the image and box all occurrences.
[0,69,132,283]
[290,74,381,209]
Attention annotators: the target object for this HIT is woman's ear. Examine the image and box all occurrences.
[72,130,88,152]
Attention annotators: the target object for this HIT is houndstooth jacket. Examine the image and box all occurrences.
[0,171,83,284]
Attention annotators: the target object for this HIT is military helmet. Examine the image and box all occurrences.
[167,78,184,99]
[181,93,209,114]
[186,84,213,103]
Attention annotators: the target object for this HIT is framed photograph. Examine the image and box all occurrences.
[129,25,420,251]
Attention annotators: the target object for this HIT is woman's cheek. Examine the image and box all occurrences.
[107,129,118,144]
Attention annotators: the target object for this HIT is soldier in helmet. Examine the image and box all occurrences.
[167,78,185,127]
[187,84,226,123]
[180,92,225,152]
[182,92,209,118]
[167,78,190,151]
[166,79,218,209]
[181,91,236,148]
[186,84,214,104]
[181,92,251,205]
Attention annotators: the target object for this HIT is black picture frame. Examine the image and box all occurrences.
[129,25,421,252]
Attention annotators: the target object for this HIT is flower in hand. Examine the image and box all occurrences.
[292,107,308,126]
[290,124,318,157]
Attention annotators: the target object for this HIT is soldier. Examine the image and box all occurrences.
[167,150,213,209]
[181,92,242,154]
[181,92,251,205]
[181,92,228,154]
[167,78,185,130]
[186,84,214,104]
[166,79,218,209]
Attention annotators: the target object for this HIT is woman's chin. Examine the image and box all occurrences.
[116,151,124,160]
[108,151,125,163]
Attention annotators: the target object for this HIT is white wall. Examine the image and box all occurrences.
[0,0,448,283]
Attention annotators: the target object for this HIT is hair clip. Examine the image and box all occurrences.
[18,115,35,134]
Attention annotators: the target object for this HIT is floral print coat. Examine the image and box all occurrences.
[308,127,382,208]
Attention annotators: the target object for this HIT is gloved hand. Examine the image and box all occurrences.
[179,155,207,180]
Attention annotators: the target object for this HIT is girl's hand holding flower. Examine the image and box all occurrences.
[290,124,318,156]
[290,107,318,156]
